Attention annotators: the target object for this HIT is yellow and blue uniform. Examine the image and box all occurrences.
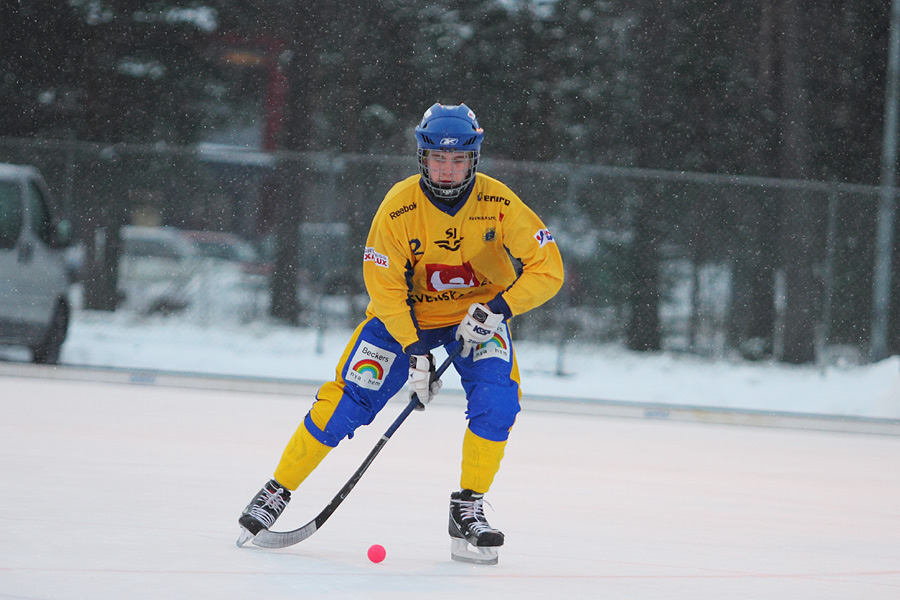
[274,172,564,494]
[364,172,564,349]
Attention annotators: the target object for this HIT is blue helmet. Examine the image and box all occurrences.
[414,103,484,199]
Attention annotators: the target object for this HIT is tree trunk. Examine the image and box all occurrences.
[268,161,302,324]
[624,2,673,351]
[265,7,317,325]
[778,0,819,364]
[736,0,779,357]
[627,195,662,351]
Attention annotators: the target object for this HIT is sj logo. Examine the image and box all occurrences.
[426,263,480,292]
[435,227,463,251]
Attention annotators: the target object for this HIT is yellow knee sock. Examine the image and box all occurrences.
[273,423,333,490]
[460,428,507,494]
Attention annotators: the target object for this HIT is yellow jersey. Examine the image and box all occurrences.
[363,173,564,350]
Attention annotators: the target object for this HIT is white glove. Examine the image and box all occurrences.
[408,353,442,406]
[455,303,504,358]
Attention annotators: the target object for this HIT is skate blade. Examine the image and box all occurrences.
[450,538,499,565]
[236,527,255,548]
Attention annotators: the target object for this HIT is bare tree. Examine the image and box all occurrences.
[778,0,819,364]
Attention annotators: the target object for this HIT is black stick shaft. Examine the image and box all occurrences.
[251,345,462,548]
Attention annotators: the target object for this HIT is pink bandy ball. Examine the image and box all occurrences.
[367,544,386,563]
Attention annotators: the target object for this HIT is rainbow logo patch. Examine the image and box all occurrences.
[473,323,510,362]
[345,341,396,390]
[478,333,507,351]
[352,358,385,380]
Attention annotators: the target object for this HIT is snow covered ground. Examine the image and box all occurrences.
[50,307,900,424]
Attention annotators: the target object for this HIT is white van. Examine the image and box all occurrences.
[0,163,73,363]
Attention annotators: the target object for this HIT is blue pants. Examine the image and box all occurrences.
[305,316,521,447]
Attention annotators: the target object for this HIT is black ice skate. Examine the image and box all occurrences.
[449,489,503,565]
[236,479,291,547]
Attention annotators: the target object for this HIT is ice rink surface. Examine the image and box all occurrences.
[2,373,899,600]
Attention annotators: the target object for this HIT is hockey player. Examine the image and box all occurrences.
[237,102,564,564]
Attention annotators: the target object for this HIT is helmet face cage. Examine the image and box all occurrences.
[417,148,479,198]
[414,103,484,199]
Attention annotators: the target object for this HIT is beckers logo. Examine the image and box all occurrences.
[345,342,396,390]
[363,247,389,268]
[426,263,480,292]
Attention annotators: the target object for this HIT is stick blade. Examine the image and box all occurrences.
[251,522,319,548]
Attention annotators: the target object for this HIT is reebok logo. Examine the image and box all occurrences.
[389,203,417,220]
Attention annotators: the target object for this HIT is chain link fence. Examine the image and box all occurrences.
[0,137,890,369]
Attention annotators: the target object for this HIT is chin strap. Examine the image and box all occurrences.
[419,178,473,208]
